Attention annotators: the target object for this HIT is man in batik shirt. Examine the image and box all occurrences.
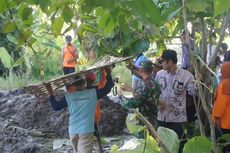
[155,49,196,153]
[123,61,161,127]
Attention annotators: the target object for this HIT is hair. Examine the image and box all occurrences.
[224,50,230,62]
[221,43,228,51]
[66,75,85,90]
[142,60,153,73]
[161,49,178,64]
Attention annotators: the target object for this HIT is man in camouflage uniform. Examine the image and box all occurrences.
[124,61,161,127]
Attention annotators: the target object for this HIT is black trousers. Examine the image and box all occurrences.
[221,129,230,153]
[158,121,185,153]
[63,67,75,75]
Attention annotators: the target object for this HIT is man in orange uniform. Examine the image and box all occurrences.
[212,62,230,152]
[86,69,107,153]
[61,35,78,75]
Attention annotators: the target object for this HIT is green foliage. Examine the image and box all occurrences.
[188,0,210,13]
[183,136,212,153]
[0,47,14,69]
[125,113,145,134]
[214,0,230,16]
[0,72,29,90]
[157,127,179,153]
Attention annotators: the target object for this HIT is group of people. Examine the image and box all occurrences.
[46,34,230,153]
[123,50,196,153]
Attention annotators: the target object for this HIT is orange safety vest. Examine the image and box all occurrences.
[212,82,230,129]
[63,44,77,67]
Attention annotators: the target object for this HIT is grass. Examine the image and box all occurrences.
[0,73,30,90]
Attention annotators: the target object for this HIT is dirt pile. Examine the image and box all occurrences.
[0,89,128,153]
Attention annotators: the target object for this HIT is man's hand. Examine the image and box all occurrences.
[44,83,54,96]
[158,100,167,111]
[213,117,221,128]
[104,66,112,75]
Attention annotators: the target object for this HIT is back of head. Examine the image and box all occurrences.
[70,75,86,90]
[142,60,153,74]
[221,43,228,52]
[224,50,230,62]
[161,49,178,64]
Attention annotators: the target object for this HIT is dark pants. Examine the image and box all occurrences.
[221,129,230,153]
[63,67,75,75]
[158,121,185,153]
[94,123,103,153]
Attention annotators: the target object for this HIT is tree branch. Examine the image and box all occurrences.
[131,109,171,153]
[182,0,218,152]
[208,11,230,67]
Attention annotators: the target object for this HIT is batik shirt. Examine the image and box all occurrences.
[124,78,161,124]
[155,68,195,122]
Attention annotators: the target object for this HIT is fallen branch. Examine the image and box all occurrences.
[131,109,171,153]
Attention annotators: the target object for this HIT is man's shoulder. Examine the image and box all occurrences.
[178,68,194,77]
[156,69,167,76]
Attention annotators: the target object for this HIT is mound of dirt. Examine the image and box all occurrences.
[0,89,128,152]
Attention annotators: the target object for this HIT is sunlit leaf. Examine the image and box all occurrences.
[0,0,7,13]
[183,136,212,153]
[157,127,179,153]
[2,22,16,34]
[214,0,230,16]
[12,56,24,68]
[51,17,64,35]
[126,113,145,134]
[0,47,14,69]
[188,0,209,13]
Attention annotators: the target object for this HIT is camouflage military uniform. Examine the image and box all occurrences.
[124,78,161,127]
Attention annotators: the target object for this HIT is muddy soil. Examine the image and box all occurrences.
[0,89,128,153]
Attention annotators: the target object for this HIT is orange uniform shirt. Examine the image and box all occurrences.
[212,82,230,129]
[62,44,78,67]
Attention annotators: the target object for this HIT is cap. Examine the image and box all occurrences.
[86,72,96,81]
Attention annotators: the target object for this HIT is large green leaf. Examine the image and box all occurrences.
[2,22,16,34]
[39,0,51,12]
[51,17,64,35]
[128,0,162,26]
[62,6,74,23]
[214,0,230,16]
[183,136,212,153]
[21,7,33,20]
[12,56,24,68]
[157,127,179,153]
[188,0,209,13]
[0,0,7,13]
[131,39,150,54]
[0,47,14,69]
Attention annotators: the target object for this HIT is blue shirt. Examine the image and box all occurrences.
[132,54,148,81]
[65,89,97,135]
[49,75,114,135]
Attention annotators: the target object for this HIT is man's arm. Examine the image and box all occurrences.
[44,83,67,111]
[96,67,114,99]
